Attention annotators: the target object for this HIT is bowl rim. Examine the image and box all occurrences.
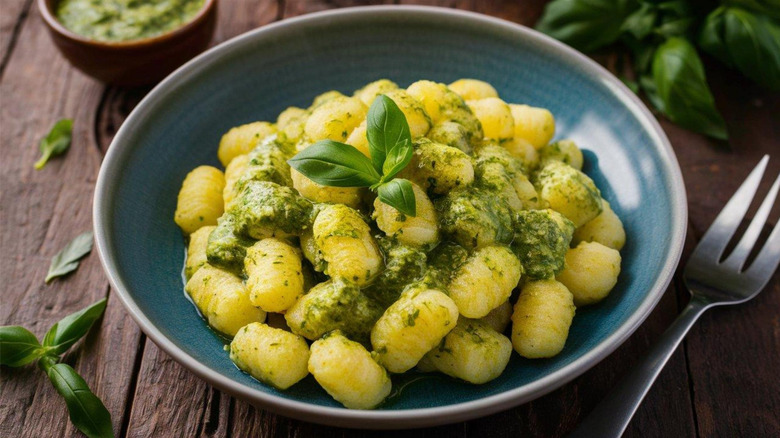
[94,5,687,429]
[38,0,217,49]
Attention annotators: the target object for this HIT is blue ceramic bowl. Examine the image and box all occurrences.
[94,6,687,429]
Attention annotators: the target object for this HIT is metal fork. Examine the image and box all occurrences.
[569,155,780,438]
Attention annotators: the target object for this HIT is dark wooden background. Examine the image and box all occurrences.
[1,1,778,437]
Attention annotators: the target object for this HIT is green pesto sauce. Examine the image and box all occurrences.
[56,0,206,42]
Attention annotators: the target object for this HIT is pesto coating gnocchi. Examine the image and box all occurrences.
[448,246,522,318]
[371,288,459,373]
[175,79,625,408]
[313,204,383,285]
[423,318,512,384]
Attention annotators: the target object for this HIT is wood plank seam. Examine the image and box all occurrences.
[0,0,33,80]
[119,332,147,438]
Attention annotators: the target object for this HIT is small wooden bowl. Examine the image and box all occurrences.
[38,0,217,86]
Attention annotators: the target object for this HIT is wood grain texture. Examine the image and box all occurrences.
[0,0,778,437]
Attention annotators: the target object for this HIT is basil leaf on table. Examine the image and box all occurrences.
[34,118,73,170]
[377,178,417,217]
[0,326,44,367]
[536,0,638,52]
[367,95,413,178]
[42,298,107,355]
[288,140,381,187]
[45,362,114,438]
[700,7,780,91]
[45,231,94,283]
[651,37,728,140]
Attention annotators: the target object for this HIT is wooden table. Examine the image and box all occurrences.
[1,1,778,436]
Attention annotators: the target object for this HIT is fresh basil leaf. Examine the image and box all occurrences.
[45,231,94,284]
[0,326,44,367]
[34,119,73,170]
[700,7,780,91]
[536,0,639,52]
[377,179,417,217]
[46,363,114,438]
[288,140,380,187]
[699,7,732,66]
[724,0,780,20]
[639,74,665,111]
[652,37,728,140]
[366,95,412,176]
[622,4,657,40]
[43,298,107,356]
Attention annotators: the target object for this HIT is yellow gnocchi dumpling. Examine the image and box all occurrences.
[230,322,309,389]
[540,139,583,170]
[423,318,512,384]
[185,265,266,337]
[557,241,621,306]
[313,204,383,285]
[373,182,439,249]
[466,97,515,141]
[448,246,522,318]
[371,288,459,373]
[384,89,432,138]
[400,140,475,195]
[479,300,513,334]
[509,104,555,149]
[276,107,309,146]
[535,161,602,228]
[449,79,499,100]
[406,80,450,123]
[503,137,540,171]
[345,120,371,158]
[573,200,626,250]
[309,331,392,409]
[218,121,277,167]
[185,225,215,280]
[223,153,251,209]
[354,79,400,106]
[245,238,304,312]
[304,95,367,142]
[291,168,364,208]
[175,166,226,235]
[511,279,575,358]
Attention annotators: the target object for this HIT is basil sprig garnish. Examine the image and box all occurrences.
[288,95,417,216]
[1,299,112,438]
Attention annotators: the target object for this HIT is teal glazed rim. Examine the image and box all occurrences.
[94,6,687,429]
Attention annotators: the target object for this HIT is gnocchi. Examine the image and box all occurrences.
[174,78,625,409]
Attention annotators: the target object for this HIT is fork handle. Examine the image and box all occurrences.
[568,295,711,438]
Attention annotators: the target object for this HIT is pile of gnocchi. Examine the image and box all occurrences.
[174,79,626,409]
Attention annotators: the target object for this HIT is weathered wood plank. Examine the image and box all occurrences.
[670,64,780,437]
[0,3,143,438]
[283,0,396,18]
[0,0,32,76]
[124,342,232,438]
